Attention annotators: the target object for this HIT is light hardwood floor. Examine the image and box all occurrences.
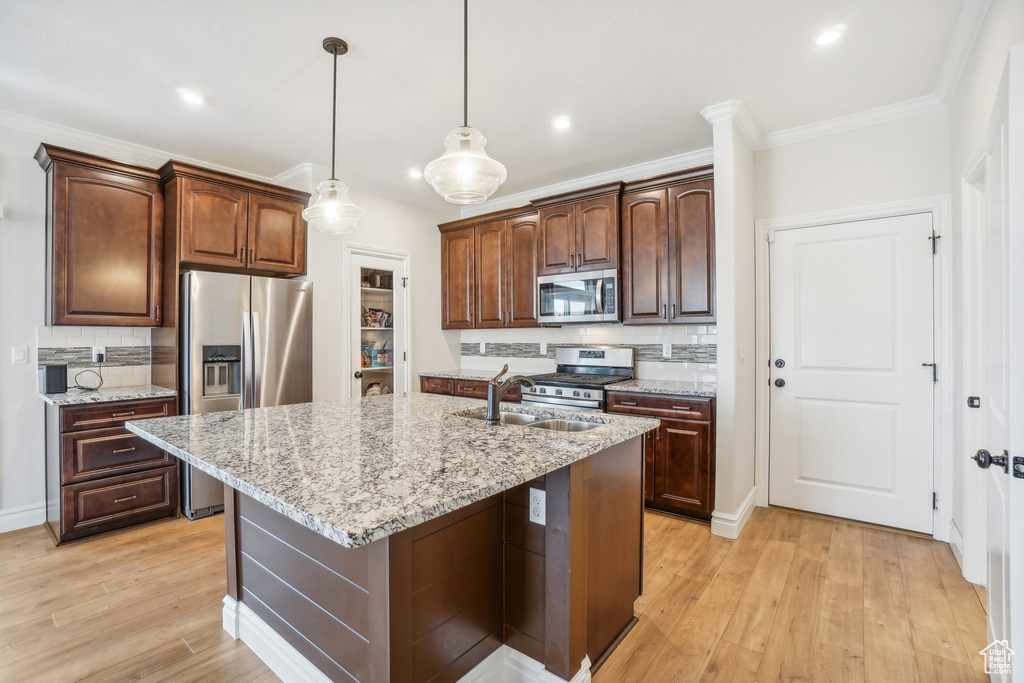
[0,507,987,682]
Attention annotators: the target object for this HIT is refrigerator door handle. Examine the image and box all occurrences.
[242,311,253,409]
[251,311,262,409]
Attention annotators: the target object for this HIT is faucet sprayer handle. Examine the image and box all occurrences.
[490,364,509,385]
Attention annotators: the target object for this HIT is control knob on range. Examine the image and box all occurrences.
[573,390,581,397]
[555,389,563,396]
[584,391,591,399]
[538,387,546,394]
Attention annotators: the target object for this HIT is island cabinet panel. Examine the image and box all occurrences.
[504,477,547,662]
[440,227,476,329]
[36,144,164,327]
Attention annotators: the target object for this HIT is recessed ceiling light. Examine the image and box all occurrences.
[552,115,571,130]
[176,88,204,104]
[408,168,422,179]
[812,24,846,46]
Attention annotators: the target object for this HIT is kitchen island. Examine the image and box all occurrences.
[127,393,658,683]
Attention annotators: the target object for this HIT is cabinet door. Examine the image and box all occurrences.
[474,220,507,328]
[441,227,476,329]
[668,179,715,322]
[653,418,713,519]
[537,205,576,275]
[506,213,540,327]
[575,196,619,271]
[50,163,164,326]
[180,178,248,269]
[621,189,669,324]
[247,193,306,275]
[644,429,656,505]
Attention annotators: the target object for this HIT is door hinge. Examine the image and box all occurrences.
[929,230,941,255]
[401,277,408,288]
[403,351,407,361]
[933,492,938,510]
[922,362,937,382]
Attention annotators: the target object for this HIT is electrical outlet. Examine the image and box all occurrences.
[529,488,545,525]
[663,343,672,358]
[479,342,485,354]
[92,346,105,363]
[540,342,547,356]
[10,347,27,365]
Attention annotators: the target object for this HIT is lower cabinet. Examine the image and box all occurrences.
[607,392,715,520]
[46,397,179,544]
[419,376,521,402]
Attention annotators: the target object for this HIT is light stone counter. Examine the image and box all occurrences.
[127,393,658,548]
[40,384,177,406]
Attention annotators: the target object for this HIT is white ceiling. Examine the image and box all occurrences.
[0,0,963,210]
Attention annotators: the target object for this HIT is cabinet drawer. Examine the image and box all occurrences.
[61,466,178,541]
[420,377,454,395]
[606,393,711,420]
[454,379,488,398]
[61,427,172,484]
[61,398,176,432]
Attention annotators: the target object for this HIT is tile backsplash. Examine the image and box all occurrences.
[36,326,153,388]
[459,324,717,387]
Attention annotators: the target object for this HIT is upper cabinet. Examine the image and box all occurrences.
[439,211,540,330]
[621,168,715,325]
[36,144,164,327]
[532,182,622,275]
[160,162,309,276]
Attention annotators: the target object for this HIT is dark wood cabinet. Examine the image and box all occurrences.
[161,161,309,276]
[441,227,476,329]
[36,144,164,327]
[506,213,540,327]
[621,167,716,325]
[419,376,520,402]
[533,183,621,275]
[46,397,179,545]
[607,392,715,520]
[474,220,507,328]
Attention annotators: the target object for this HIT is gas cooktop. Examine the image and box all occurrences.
[527,372,628,388]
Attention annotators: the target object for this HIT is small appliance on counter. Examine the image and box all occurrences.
[522,346,634,412]
[42,364,68,394]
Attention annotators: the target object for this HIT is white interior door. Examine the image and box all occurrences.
[346,250,409,399]
[974,49,1023,680]
[768,213,935,532]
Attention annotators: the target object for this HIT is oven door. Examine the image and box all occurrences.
[537,269,619,324]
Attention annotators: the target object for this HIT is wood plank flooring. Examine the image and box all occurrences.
[597,508,990,683]
[0,507,986,682]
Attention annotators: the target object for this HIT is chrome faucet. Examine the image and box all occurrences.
[486,365,536,425]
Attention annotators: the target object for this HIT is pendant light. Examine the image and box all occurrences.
[423,0,507,204]
[302,37,366,234]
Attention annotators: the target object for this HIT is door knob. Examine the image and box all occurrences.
[354,371,363,379]
[973,449,1009,473]
[774,378,785,388]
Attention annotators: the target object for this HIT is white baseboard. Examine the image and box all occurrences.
[948,519,965,569]
[0,502,45,534]
[222,595,593,683]
[711,487,758,540]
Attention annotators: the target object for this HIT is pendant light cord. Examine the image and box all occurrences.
[463,0,468,127]
[331,46,338,180]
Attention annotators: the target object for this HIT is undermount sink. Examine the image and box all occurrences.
[527,419,601,433]
[459,411,541,425]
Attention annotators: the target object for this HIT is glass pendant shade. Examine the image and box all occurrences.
[302,178,366,235]
[424,126,507,205]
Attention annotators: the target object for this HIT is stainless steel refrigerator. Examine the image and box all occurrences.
[179,271,313,519]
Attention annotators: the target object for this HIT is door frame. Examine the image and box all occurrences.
[340,243,413,400]
[753,194,953,541]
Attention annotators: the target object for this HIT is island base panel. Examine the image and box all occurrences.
[224,435,644,682]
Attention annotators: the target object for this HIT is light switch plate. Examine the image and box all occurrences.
[540,342,547,356]
[10,346,27,365]
[529,488,545,525]
[663,343,672,358]
[479,342,485,354]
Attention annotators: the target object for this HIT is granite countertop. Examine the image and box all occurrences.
[126,393,658,549]
[40,384,178,406]
[606,379,717,398]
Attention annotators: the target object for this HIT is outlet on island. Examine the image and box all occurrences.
[529,487,545,525]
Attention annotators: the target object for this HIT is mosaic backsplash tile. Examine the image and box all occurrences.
[38,346,151,367]
[460,342,716,364]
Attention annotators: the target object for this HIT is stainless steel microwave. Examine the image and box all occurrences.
[537,269,620,324]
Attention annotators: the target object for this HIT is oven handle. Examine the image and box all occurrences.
[521,394,603,410]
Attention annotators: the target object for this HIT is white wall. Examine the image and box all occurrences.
[0,124,47,532]
[753,108,950,220]
[305,187,461,402]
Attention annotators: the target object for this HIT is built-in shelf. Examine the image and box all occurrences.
[361,327,393,331]
[360,287,393,293]
[361,366,394,372]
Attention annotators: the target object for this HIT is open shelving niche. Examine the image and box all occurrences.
[359,269,396,397]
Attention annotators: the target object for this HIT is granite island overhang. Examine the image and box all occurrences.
[127,393,659,682]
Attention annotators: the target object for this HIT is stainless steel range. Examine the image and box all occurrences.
[522,346,635,412]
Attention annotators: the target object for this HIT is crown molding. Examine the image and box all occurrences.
[271,163,316,194]
[760,94,946,149]
[934,0,992,102]
[700,100,763,148]
[459,146,714,219]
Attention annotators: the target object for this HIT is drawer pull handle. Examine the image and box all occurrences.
[111,412,135,418]
[672,408,702,416]
[113,495,137,504]
[620,401,638,406]
[462,387,476,391]
[112,447,136,454]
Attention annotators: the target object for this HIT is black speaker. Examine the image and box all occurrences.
[43,364,68,394]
